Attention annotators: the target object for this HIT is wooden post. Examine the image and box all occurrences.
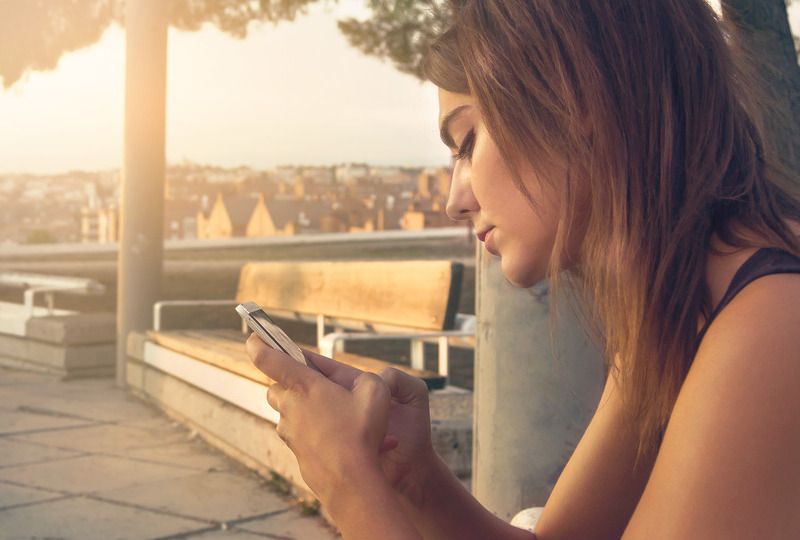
[472,246,605,519]
[116,0,168,387]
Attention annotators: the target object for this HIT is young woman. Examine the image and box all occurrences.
[246,1,800,538]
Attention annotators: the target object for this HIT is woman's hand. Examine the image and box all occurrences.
[302,348,438,504]
[246,333,389,507]
[245,334,437,507]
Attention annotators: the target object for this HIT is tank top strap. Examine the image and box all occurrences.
[695,247,800,347]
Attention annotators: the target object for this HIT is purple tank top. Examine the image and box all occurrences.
[695,247,800,347]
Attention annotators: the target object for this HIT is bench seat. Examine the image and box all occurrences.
[146,329,447,390]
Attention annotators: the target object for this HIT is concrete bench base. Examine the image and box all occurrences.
[126,331,474,510]
[0,312,116,380]
[0,332,115,380]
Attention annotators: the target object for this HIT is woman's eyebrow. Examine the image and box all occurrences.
[439,104,472,149]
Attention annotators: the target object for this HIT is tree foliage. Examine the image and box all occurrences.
[722,0,800,177]
[336,0,451,80]
[0,0,326,88]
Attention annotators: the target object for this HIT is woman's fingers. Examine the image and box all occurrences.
[378,367,429,405]
[302,348,362,389]
[247,333,316,391]
[266,384,285,413]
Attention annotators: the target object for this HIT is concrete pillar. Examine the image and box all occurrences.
[116,0,168,387]
[472,245,605,520]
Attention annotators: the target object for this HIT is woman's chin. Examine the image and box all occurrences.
[499,253,548,289]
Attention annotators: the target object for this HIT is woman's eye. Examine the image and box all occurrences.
[452,129,476,162]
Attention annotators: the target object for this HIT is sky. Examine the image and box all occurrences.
[0,0,797,175]
[0,1,447,174]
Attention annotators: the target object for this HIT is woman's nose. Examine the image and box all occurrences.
[445,165,479,221]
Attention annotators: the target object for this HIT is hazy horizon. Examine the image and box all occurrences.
[0,1,449,175]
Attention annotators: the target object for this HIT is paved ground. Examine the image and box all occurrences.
[0,365,339,540]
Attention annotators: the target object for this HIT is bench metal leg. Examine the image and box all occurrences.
[316,314,325,347]
[437,336,449,379]
[410,339,425,371]
[319,333,339,359]
[333,326,345,353]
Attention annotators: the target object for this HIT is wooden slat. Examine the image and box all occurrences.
[147,330,446,390]
[234,261,462,331]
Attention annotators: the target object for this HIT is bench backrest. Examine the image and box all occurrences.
[235,260,463,331]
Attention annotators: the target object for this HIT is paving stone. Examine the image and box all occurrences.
[0,437,84,468]
[15,421,186,454]
[0,495,204,540]
[0,408,94,435]
[240,508,339,540]
[0,381,161,423]
[0,454,197,494]
[99,471,289,524]
[119,440,236,473]
[184,527,280,539]
[0,365,53,386]
[0,480,65,509]
[116,415,191,434]
[0,363,334,539]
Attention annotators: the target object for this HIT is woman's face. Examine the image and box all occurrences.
[438,88,562,288]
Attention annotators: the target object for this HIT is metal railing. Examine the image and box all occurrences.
[0,272,105,316]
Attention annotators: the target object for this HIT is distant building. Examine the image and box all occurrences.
[165,199,200,240]
[198,192,295,239]
[417,167,452,199]
[335,163,369,185]
[81,206,117,243]
[400,200,454,231]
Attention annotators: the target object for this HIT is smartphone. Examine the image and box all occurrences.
[236,301,310,367]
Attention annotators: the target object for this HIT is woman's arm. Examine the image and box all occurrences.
[623,275,800,538]
[393,450,537,540]
[324,464,423,540]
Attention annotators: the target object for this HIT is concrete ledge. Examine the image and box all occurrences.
[0,332,115,379]
[25,312,116,345]
[0,354,114,380]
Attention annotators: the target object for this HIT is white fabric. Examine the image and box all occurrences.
[510,507,544,533]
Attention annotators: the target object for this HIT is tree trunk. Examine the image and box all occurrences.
[722,0,800,181]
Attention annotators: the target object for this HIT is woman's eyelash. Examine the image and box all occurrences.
[454,129,476,161]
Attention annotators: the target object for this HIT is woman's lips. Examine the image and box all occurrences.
[484,228,500,256]
[476,227,493,242]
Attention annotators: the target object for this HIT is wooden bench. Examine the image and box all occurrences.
[127,260,474,501]
[151,260,472,387]
[0,272,114,379]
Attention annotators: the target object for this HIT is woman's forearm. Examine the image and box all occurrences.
[398,453,537,540]
[325,466,422,540]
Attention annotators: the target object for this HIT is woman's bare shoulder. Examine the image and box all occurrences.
[622,274,800,539]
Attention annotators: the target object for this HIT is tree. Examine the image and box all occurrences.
[721,0,800,181]
[337,0,800,178]
[0,0,322,89]
[336,0,451,80]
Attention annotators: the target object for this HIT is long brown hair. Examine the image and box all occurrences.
[424,0,800,465]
